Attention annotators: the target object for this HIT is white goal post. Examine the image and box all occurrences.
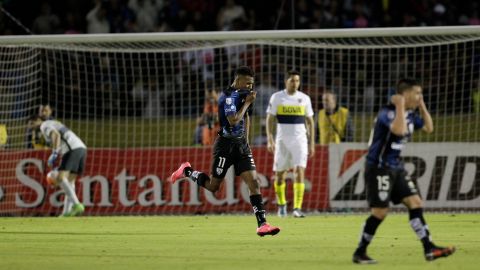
[0,26,479,216]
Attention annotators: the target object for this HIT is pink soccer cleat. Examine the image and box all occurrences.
[169,162,191,183]
[425,245,456,261]
[256,223,280,237]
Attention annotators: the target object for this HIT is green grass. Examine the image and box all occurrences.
[0,214,479,270]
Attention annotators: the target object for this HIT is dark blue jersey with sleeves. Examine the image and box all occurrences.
[218,87,253,138]
[366,104,424,169]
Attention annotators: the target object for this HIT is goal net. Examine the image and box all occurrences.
[0,26,479,216]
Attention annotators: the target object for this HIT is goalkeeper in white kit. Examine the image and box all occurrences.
[29,115,86,217]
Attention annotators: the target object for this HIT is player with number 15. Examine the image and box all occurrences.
[353,78,455,264]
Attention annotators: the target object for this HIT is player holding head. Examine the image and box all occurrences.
[266,70,314,218]
[28,115,86,217]
[352,78,455,264]
[170,66,280,237]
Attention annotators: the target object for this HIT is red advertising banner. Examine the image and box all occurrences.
[0,146,329,216]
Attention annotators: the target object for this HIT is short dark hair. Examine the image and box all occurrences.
[286,70,301,78]
[396,78,421,94]
[235,66,254,77]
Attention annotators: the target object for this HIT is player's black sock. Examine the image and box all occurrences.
[184,168,209,188]
[355,215,383,254]
[409,208,434,252]
[249,194,267,227]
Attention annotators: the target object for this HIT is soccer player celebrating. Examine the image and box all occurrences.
[266,70,315,218]
[352,78,455,264]
[170,66,280,237]
[28,115,86,217]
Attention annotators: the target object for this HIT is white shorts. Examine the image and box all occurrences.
[273,136,308,172]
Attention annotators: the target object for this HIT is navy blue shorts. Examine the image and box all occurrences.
[365,165,418,207]
[211,136,256,179]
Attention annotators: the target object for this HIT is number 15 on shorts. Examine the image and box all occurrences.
[377,175,390,191]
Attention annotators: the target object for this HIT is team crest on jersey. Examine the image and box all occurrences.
[226,98,232,105]
[378,191,388,201]
[298,98,302,103]
[216,168,223,175]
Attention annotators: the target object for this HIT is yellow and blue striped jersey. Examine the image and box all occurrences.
[266,89,313,139]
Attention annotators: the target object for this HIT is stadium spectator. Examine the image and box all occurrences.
[216,0,247,31]
[183,47,215,82]
[294,0,312,29]
[107,0,136,33]
[26,104,54,149]
[318,90,354,145]
[143,77,164,118]
[129,77,148,116]
[32,1,61,34]
[86,0,110,33]
[0,123,7,149]
[193,88,220,146]
[128,0,161,32]
[2,0,478,35]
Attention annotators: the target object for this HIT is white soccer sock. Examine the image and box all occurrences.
[62,195,71,215]
[409,217,430,240]
[59,178,80,205]
[61,182,76,215]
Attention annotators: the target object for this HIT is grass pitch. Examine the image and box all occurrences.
[0,214,479,270]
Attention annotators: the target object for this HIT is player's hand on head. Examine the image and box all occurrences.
[419,94,426,107]
[391,94,405,107]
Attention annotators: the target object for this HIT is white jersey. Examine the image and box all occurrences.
[40,120,87,154]
[266,89,314,140]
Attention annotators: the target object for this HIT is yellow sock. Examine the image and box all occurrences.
[274,181,286,205]
[293,182,305,209]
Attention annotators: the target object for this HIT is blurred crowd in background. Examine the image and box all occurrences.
[0,0,478,148]
[0,0,479,35]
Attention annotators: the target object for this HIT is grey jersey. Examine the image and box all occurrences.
[40,120,87,154]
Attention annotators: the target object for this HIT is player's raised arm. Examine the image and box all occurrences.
[389,94,407,136]
[419,95,434,133]
[226,91,256,126]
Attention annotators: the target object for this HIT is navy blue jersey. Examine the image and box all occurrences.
[366,104,424,169]
[218,87,253,138]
